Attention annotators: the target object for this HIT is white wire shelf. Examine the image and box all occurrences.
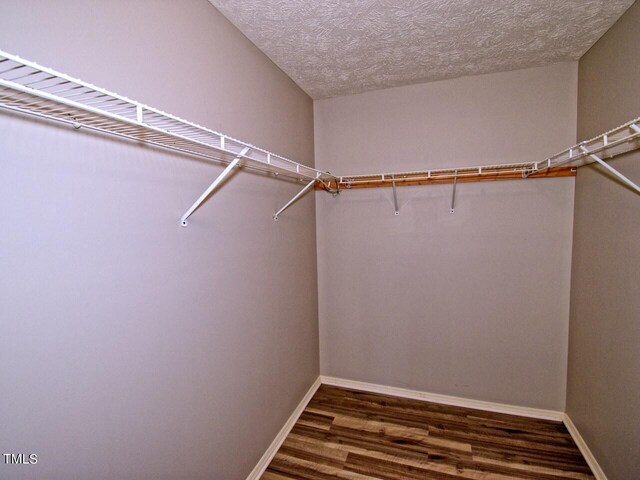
[1,48,638,222]
[0,49,334,183]
[334,117,640,188]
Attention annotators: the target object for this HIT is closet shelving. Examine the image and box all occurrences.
[1,49,639,224]
[0,50,332,182]
[0,49,338,225]
[318,118,640,191]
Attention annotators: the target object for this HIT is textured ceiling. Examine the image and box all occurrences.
[209,0,633,99]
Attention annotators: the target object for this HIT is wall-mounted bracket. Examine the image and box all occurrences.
[450,170,458,214]
[180,147,250,227]
[579,145,640,194]
[274,174,320,221]
[391,174,399,215]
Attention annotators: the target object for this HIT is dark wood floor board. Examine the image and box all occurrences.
[427,425,582,456]
[290,422,476,467]
[298,411,336,431]
[337,393,565,438]
[291,425,477,473]
[426,415,573,445]
[319,387,562,432]
[261,385,594,480]
[262,472,294,480]
[268,453,377,480]
[344,451,475,480]
[307,400,471,433]
[470,456,595,480]
[290,430,583,480]
[471,444,592,470]
[308,404,576,458]
[312,388,475,425]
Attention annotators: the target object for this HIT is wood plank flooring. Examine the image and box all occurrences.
[261,385,594,480]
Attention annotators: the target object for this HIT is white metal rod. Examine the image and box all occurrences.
[391,174,399,215]
[450,170,458,214]
[273,178,317,221]
[180,147,250,227]
[579,146,640,194]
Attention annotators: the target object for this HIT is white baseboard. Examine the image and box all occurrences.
[563,414,608,480]
[245,376,322,480]
[320,375,565,421]
[248,376,604,480]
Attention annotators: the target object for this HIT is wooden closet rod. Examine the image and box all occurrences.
[316,166,576,191]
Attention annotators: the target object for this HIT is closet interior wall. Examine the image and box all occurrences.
[0,1,318,479]
[315,62,578,411]
[568,1,640,478]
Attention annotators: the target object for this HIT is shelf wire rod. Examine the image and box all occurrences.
[83,97,130,108]
[0,64,27,76]
[7,69,47,83]
[3,95,78,118]
[9,70,52,85]
[49,85,96,97]
[54,91,110,103]
[36,79,74,91]
[67,90,110,101]
[579,145,640,194]
[99,105,137,115]
[81,105,133,117]
[25,80,76,93]
[44,84,87,97]
[63,91,118,103]
[180,146,250,227]
[82,95,122,107]
[22,75,58,87]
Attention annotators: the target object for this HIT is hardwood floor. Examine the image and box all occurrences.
[261,385,594,480]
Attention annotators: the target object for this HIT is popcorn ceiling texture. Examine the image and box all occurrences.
[209,0,633,99]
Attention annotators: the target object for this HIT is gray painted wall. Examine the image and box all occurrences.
[568,2,640,478]
[0,1,318,479]
[315,63,578,410]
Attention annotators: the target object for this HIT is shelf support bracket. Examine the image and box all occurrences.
[391,174,399,215]
[579,145,640,194]
[274,174,320,221]
[180,147,250,227]
[450,170,458,214]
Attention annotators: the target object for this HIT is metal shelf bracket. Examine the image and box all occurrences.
[450,170,458,214]
[274,173,321,221]
[391,174,399,215]
[180,147,250,227]
[579,144,640,194]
